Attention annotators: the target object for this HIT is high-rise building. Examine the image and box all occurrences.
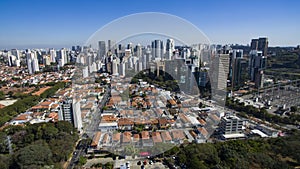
[58,48,67,67]
[11,49,20,60]
[250,39,259,51]
[59,99,73,122]
[251,37,268,56]
[232,58,248,88]
[166,39,175,60]
[199,67,209,87]
[249,50,266,88]
[135,44,142,58]
[112,58,119,75]
[108,40,116,51]
[119,61,126,76]
[230,49,247,89]
[181,47,191,59]
[211,54,230,90]
[59,99,82,132]
[26,50,39,74]
[98,41,106,59]
[49,49,57,63]
[151,40,164,60]
[72,100,82,132]
[258,37,268,56]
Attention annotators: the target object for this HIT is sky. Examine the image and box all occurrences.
[0,0,299,49]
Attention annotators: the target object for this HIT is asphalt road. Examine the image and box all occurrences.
[85,85,111,138]
[68,85,111,169]
[67,142,85,169]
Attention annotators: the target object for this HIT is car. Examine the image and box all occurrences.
[149,160,153,165]
[143,160,147,165]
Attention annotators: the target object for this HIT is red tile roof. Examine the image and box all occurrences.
[152,132,163,143]
[161,131,172,142]
[91,132,101,147]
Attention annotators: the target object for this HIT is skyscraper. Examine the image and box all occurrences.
[49,49,57,63]
[98,41,106,59]
[108,40,116,51]
[135,44,142,58]
[11,49,20,60]
[232,58,248,88]
[251,37,268,56]
[258,37,268,56]
[166,39,175,60]
[230,49,246,89]
[151,40,164,60]
[59,48,67,67]
[211,54,230,91]
[250,39,259,51]
[249,50,267,88]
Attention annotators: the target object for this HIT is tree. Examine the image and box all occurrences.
[0,132,8,154]
[0,154,11,169]
[42,124,59,141]
[0,91,5,100]
[78,156,87,166]
[290,106,298,112]
[15,141,53,168]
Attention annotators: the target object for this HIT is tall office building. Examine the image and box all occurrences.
[232,58,248,88]
[98,41,106,59]
[211,54,230,90]
[249,50,267,88]
[230,49,246,89]
[151,40,164,60]
[108,40,116,51]
[166,39,175,60]
[199,67,209,87]
[251,37,268,56]
[250,39,259,51]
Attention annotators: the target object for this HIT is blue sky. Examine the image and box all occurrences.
[0,0,299,49]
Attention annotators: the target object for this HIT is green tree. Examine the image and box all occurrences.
[290,106,298,112]
[0,91,5,100]
[15,141,53,168]
[0,154,11,169]
[78,156,87,166]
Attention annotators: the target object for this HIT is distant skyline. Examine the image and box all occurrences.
[0,0,299,49]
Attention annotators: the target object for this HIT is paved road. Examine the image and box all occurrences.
[67,141,85,169]
[68,85,111,169]
[84,85,111,138]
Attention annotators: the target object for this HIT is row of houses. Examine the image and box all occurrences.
[98,114,172,132]
[91,128,209,149]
